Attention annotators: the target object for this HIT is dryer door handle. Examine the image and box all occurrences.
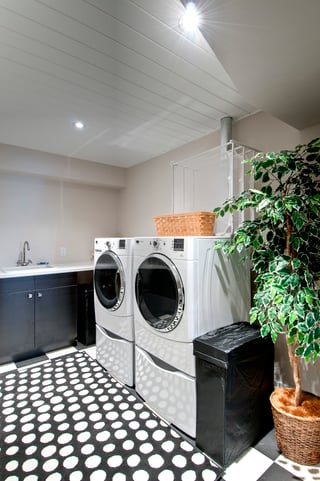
[115,269,121,298]
[135,272,143,304]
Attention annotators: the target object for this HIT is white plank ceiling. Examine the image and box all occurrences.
[0,0,254,167]
[1,0,319,168]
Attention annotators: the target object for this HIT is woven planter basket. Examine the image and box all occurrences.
[270,390,320,465]
[153,212,215,236]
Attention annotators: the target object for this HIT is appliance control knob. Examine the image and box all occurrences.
[153,240,159,248]
[106,241,111,249]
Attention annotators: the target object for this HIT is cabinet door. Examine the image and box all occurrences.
[0,289,34,363]
[35,283,77,351]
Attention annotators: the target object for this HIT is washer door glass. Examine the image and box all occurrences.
[135,254,184,332]
[94,251,125,311]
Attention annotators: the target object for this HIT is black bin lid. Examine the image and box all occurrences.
[193,322,266,363]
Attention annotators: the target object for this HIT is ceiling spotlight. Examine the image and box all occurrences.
[73,120,85,130]
[179,1,200,32]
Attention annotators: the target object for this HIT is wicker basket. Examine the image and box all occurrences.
[154,212,215,236]
[270,391,320,465]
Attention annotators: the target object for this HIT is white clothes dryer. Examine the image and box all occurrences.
[94,237,134,386]
[133,236,250,437]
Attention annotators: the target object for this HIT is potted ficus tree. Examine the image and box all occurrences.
[213,137,320,465]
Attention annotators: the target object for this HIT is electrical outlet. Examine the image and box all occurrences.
[60,247,67,257]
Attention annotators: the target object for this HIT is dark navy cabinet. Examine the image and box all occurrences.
[34,273,77,352]
[0,272,78,363]
[0,277,35,362]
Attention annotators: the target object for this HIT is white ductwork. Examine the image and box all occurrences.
[220,117,233,146]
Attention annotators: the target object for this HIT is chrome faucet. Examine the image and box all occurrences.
[17,241,32,266]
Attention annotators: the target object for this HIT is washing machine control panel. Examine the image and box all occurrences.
[146,238,170,251]
[94,237,133,255]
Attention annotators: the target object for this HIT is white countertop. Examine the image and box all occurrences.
[0,262,94,279]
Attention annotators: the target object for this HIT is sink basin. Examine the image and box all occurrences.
[2,264,54,273]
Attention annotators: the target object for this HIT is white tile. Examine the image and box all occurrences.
[276,454,320,481]
[84,346,96,359]
[46,346,77,359]
[0,362,16,374]
[20,359,48,371]
[223,448,273,481]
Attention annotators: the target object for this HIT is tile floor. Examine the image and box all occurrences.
[1,345,319,481]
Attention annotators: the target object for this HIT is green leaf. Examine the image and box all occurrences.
[265,185,273,196]
[274,294,283,304]
[295,304,306,318]
[295,346,304,357]
[307,331,315,343]
[290,273,300,287]
[260,325,270,337]
[292,258,301,270]
[249,188,264,195]
[258,198,271,210]
[273,321,284,333]
[303,345,313,358]
[313,351,319,362]
[289,312,298,324]
[292,212,304,231]
[306,312,316,327]
[254,170,263,181]
[297,322,308,333]
[271,331,278,343]
[262,172,270,183]
[306,294,314,305]
[291,236,300,251]
[249,310,258,324]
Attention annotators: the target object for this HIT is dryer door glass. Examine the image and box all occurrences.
[135,254,184,332]
[94,252,125,311]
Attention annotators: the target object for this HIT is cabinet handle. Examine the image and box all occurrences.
[27,293,33,299]
[37,292,43,298]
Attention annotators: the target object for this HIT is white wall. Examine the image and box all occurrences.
[300,122,320,143]
[119,112,320,238]
[118,130,221,236]
[0,172,120,266]
[0,143,125,188]
[232,111,300,152]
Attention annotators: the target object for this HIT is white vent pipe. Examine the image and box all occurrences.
[220,116,233,146]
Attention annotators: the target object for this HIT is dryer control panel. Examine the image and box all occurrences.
[134,236,222,260]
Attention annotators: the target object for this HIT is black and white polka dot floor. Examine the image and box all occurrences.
[1,346,320,481]
[0,351,221,481]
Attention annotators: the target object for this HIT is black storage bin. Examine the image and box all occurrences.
[194,322,274,468]
[77,284,96,346]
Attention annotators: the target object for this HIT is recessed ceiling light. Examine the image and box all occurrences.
[179,2,200,32]
[73,120,86,130]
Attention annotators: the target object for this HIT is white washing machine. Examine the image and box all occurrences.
[94,237,134,386]
[133,236,250,437]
